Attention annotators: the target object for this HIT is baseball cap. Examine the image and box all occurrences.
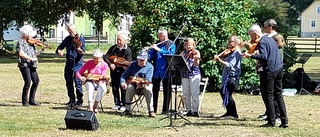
[137,50,148,60]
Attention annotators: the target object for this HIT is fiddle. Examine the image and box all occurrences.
[185,49,198,59]
[245,39,259,54]
[27,38,50,51]
[215,47,236,59]
[72,33,82,48]
[108,55,131,67]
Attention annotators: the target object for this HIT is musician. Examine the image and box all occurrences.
[179,38,201,117]
[16,25,40,106]
[120,50,156,117]
[76,49,109,113]
[148,28,176,114]
[257,19,281,122]
[213,36,242,119]
[55,24,86,107]
[244,24,288,128]
[103,32,132,111]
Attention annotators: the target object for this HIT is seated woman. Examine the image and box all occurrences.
[76,49,109,113]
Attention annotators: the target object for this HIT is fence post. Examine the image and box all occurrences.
[315,38,317,53]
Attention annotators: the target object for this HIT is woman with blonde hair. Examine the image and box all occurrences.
[180,38,201,117]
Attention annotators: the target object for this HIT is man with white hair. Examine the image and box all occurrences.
[76,49,109,113]
[244,24,288,128]
[148,28,176,114]
[103,32,132,111]
[55,24,86,107]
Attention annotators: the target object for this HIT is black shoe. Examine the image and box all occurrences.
[193,112,199,117]
[29,101,40,106]
[121,110,132,116]
[186,111,193,116]
[279,124,289,128]
[75,102,83,107]
[65,101,75,106]
[22,102,30,106]
[260,123,275,127]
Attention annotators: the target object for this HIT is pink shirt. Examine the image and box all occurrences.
[76,60,109,83]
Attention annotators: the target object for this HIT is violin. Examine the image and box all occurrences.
[126,76,150,88]
[109,55,131,67]
[216,47,236,59]
[246,39,259,54]
[185,49,198,59]
[72,34,82,48]
[27,38,50,51]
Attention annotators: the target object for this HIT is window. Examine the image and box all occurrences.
[317,6,320,14]
[310,20,316,28]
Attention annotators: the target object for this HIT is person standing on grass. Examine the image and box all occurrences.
[55,24,86,107]
[179,38,201,117]
[103,32,132,111]
[147,28,176,114]
[16,25,41,106]
[213,35,242,119]
[244,24,288,128]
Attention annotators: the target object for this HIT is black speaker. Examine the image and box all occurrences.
[64,109,99,131]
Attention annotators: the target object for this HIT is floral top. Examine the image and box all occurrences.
[16,39,38,68]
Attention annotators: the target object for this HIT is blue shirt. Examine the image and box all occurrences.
[148,40,176,79]
[251,36,283,72]
[222,49,242,86]
[55,36,86,71]
[120,61,154,84]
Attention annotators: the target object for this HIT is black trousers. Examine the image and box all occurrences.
[64,68,83,103]
[260,69,288,125]
[152,78,171,113]
[19,66,39,104]
[219,77,238,117]
[259,71,280,118]
[110,69,126,106]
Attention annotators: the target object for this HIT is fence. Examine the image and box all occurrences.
[286,38,319,52]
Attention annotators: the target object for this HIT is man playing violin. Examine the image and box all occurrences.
[103,32,132,111]
[213,35,242,119]
[120,50,156,117]
[76,49,109,113]
[16,25,41,106]
[148,28,176,114]
[244,24,288,128]
[179,38,201,117]
[55,24,86,107]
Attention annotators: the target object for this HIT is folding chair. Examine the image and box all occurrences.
[177,77,209,113]
[131,91,147,114]
[97,80,112,112]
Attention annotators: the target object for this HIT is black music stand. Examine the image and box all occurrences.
[160,54,191,130]
[296,53,312,95]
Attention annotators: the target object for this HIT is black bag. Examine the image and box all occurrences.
[294,68,317,92]
[64,109,99,131]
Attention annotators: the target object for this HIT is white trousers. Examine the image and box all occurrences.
[181,74,201,113]
[125,84,154,113]
[85,81,107,103]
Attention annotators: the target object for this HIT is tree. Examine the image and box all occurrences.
[130,0,257,91]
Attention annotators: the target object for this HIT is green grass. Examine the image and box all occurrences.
[1,49,320,137]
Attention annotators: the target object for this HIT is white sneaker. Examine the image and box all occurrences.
[113,105,120,110]
[120,106,126,111]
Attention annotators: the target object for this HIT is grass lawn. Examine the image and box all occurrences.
[0,49,320,137]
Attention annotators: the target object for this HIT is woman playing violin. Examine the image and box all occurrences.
[15,25,41,106]
[179,38,201,117]
[103,32,132,111]
[214,35,242,119]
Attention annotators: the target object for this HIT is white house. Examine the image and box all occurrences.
[299,0,320,38]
